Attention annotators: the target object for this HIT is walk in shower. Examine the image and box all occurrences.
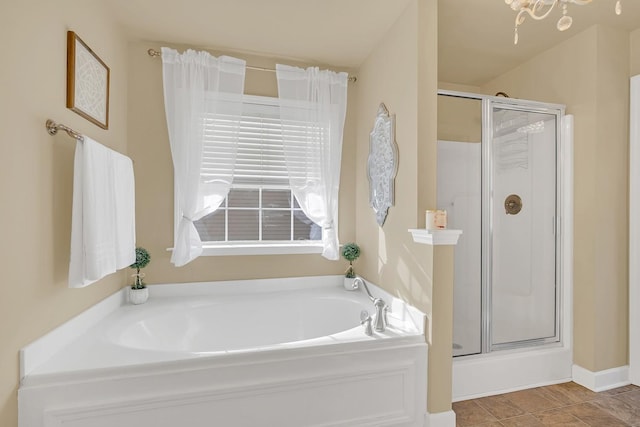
[437,91,569,367]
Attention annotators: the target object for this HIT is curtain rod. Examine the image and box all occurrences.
[46,119,84,142]
[147,49,357,83]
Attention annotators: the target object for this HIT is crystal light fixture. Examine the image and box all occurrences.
[506,0,622,45]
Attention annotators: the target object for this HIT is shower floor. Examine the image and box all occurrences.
[453,382,640,426]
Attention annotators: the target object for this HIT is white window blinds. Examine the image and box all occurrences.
[193,95,324,245]
[201,96,323,188]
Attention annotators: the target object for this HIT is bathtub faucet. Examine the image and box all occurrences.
[353,277,388,332]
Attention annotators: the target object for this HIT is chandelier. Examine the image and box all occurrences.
[506,0,622,44]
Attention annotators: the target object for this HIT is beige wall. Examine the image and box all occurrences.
[355,0,431,315]
[437,95,482,143]
[593,25,630,370]
[419,0,457,414]
[355,0,450,414]
[632,29,640,76]
[482,24,630,372]
[0,1,129,425]
[0,2,444,425]
[438,81,484,94]
[127,41,357,284]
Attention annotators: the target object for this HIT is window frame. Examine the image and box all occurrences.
[171,94,325,256]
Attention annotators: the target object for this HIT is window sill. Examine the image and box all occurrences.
[167,242,324,256]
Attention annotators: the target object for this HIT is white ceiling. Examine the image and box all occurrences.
[106,0,640,86]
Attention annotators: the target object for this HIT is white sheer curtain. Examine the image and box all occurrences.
[161,47,246,266]
[276,64,348,260]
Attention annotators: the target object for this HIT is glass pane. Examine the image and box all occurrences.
[263,189,291,209]
[194,209,226,242]
[228,189,259,208]
[262,210,291,240]
[437,95,482,357]
[293,210,321,240]
[228,210,259,240]
[491,107,557,346]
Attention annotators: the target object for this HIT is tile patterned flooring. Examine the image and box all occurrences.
[453,382,640,426]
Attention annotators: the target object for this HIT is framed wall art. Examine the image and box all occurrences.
[367,103,398,227]
[66,31,110,129]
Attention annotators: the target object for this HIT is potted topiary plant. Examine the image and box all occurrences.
[341,242,361,290]
[129,247,151,304]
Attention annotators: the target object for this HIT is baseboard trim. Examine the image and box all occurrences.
[572,364,630,392]
[426,410,456,427]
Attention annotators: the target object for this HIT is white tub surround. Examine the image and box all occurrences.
[19,276,427,427]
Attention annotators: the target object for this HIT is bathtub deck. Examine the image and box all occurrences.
[19,276,428,427]
[22,279,424,385]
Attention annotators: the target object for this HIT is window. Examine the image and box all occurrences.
[184,95,323,255]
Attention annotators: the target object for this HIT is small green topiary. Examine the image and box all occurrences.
[130,247,151,289]
[341,242,361,279]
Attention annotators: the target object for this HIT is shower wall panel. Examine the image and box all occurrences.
[437,141,481,357]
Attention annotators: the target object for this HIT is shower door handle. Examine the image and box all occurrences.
[504,194,522,215]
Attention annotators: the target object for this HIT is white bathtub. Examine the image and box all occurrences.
[19,276,427,427]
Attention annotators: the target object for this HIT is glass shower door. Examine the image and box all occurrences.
[437,95,482,357]
[487,104,560,350]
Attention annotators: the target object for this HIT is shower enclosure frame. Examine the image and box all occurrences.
[438,90,573,398]
[482,97,564,353]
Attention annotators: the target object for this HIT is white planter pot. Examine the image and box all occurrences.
[343,277,358,291]
[129,287,149,305]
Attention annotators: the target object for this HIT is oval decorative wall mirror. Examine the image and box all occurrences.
[367,103,398,227]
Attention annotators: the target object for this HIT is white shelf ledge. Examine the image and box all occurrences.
[408,229,463,246]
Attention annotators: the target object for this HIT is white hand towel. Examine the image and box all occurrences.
[68,137,136,288]
[113,151,136,268]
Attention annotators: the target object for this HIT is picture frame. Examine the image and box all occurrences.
[66,31,110,129]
